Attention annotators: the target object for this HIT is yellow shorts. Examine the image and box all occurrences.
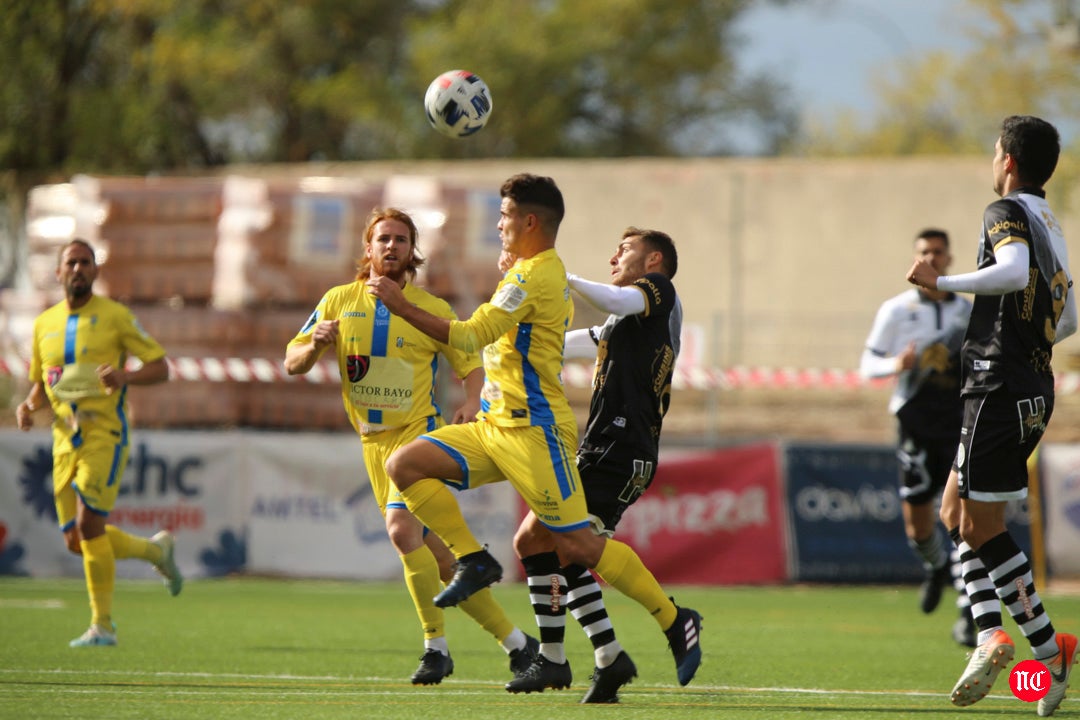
[420,420,589,532]
[362,416,442,515]
[53,437,129,531]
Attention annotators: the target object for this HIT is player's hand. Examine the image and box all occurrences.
[896,341,917,371]
[498,250,517,274]
[15,401,34,431]
[452,399,481,424]
[97,364,127,393]
[906,259,940,290]
[312,319,339,349]
[366,277,407,313]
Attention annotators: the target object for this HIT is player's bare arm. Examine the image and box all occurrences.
[366,276,452,343]
[284,319,339,375]
[98,357,169,393]
[15,382,48,431]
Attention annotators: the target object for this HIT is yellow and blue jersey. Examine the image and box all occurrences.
[448,248,575,428]
[29,294,166,453]
[288,280,481,434]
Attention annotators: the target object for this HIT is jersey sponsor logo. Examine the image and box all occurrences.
[989,218,1029,236]
[47,366,63,387]
[973,360,992,371]
[492,283,527,312]
[636,277,663,306]
[346,355,371,382]
[511,408,528,419]
[342,311,366,318]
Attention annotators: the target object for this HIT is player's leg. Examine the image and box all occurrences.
[59,446,122,647]
[388,423,507,607]
[366,427,454,684]
[103,525,181,597]
[424,529,538,679]
[506,512,572,694]
[898,434,950,613]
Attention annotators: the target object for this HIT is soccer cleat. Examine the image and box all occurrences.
[919,564,951,614]
[151,530,183,597]
[665,604,703,686]
[433,548,502,608]
[69,622,117,648]
[952,607,976,648]
[1037,632,1078,717]
[950,629,1014,706]
[509,634,540,678]
[505,654,573,693]
[580,651,637,704]
[411,649,454,685]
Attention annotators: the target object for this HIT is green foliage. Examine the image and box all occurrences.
[0,0,792,175]
[796,0,1080,159]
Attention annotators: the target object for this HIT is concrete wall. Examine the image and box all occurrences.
[228,157,1080,370]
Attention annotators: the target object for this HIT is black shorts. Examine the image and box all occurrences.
[895,425,956,505]
[954,389,1053,502]
[578,444,656,534]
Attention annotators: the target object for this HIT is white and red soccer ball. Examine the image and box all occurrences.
[424,70,493,138]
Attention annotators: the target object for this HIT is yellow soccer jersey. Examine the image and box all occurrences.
[288,280,481,434]
[448,248,575,427]
[29,294,166,451]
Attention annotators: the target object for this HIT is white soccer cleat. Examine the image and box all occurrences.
[69,622,117,648]
[1038,632,1078,717]
[151,530,184,597]
[950,629,1014,706]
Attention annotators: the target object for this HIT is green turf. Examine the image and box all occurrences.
[1,577,1076,719]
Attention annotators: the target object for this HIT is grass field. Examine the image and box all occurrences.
[2,577,1078,719]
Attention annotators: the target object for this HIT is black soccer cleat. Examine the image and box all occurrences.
[411,649,454,685]
[919,564,951,614]
[665,604,702,686]
[580,651,637,704]
[509,634,540,679]
[433,548,503,608]
[505,654,572,693]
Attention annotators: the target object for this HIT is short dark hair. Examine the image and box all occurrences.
[1000,115,1060,188]
[58,239,97,267]
[915,228,949,248]
[624,226,678,279]
[500,174,564,235]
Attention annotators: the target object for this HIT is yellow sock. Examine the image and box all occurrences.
[106,525,161,563]
[400,479,482,557]
[594,539,677,630]
[458,587,514,643]
[80,534,116,628]
[401,546,445,640]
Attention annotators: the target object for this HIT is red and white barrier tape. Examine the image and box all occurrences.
[3,354,1080,392]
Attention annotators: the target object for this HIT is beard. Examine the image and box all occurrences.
[66,278,92,301]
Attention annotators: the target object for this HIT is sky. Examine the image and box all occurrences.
[734,0,981,120]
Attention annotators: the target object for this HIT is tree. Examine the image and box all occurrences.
[793,0,1080,157]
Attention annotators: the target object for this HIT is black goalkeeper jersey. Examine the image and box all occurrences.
[961,188,1072,397]
[579,272,682,464]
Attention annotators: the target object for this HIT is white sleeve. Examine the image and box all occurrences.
[859,302,899,379]
[1056,284,1078,343]
[564,328,599,359]
[567,274,646,316]
[859,348,899,379]
[936,243,1029,294]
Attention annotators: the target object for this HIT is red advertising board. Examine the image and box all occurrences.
[613,443,787,584]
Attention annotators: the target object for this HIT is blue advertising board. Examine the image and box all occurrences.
[784,442,1031,583]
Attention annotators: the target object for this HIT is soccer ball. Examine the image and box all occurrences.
[424,70,493,138]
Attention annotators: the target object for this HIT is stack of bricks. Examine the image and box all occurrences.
[10,173,513,431]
